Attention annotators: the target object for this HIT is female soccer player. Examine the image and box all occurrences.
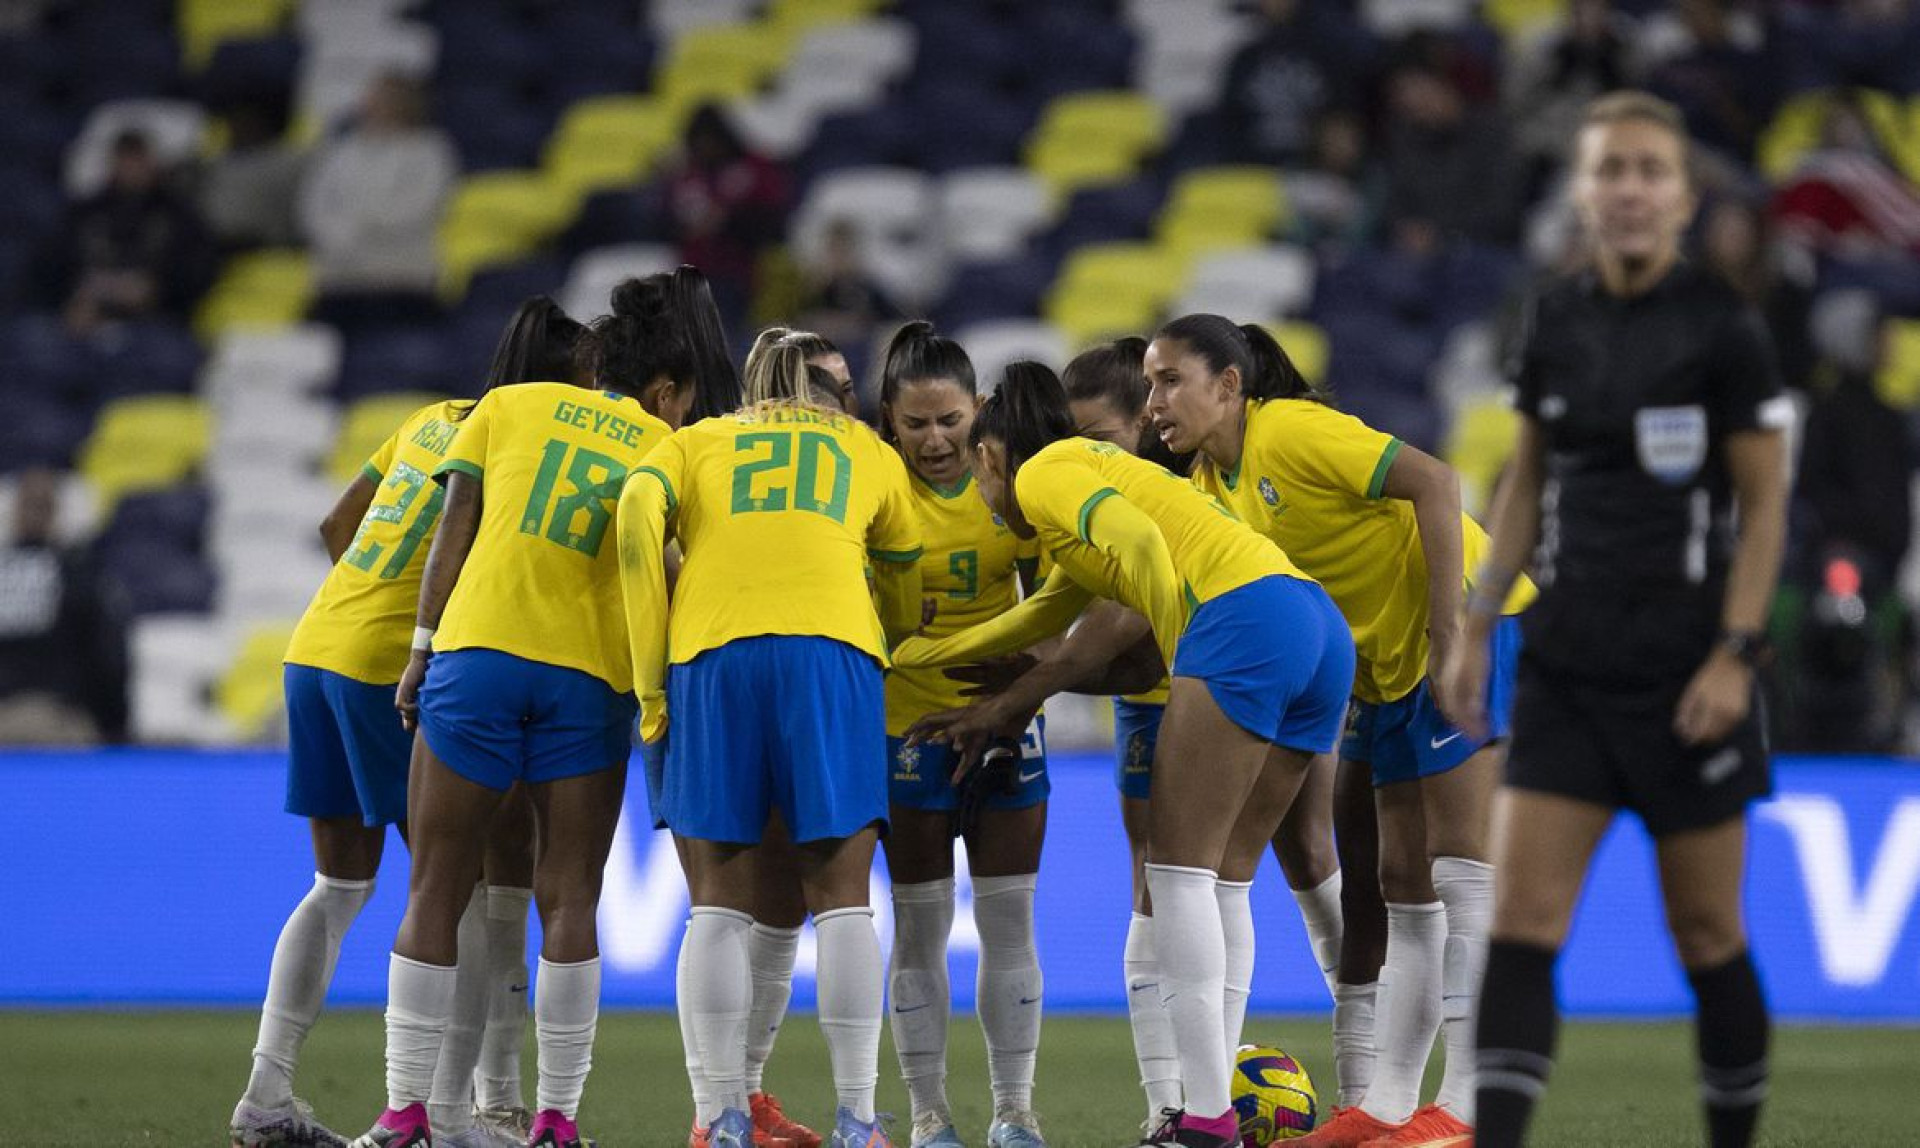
[1439,92,1788,1148]
[1146,316,1530,1148]
[230,297,585,1148]
[618,333,923,1148]
[352,268,725,1148]
[872,322,1049,1148]
[897,364,1353,1148]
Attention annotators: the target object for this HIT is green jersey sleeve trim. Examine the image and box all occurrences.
[633,465,677,513]
[1076,486,1121,542]
[435,459,484,484]
[868,545,924,564]
[360,462,384,484]
[1365,438,1403,500]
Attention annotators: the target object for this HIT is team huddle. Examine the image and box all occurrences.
[231,94,1787,1148]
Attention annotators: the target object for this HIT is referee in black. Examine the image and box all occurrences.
[1437,91,1790,1148]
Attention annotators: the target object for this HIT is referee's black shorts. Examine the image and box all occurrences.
[1505,653,1771,836]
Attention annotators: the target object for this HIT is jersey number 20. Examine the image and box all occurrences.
[730,431,852,524]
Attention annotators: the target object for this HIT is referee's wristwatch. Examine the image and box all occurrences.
[1718,629,1771,670]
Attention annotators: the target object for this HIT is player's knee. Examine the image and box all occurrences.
[1665,903,1746,969]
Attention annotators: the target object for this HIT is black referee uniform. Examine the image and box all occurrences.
[1503,260,1791,833]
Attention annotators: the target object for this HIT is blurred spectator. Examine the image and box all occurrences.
[1770,93,1920,260]
[1701,197,1817,387]
[1282,108,1385,250]
[665,104,789,330]
[0,471,128,745]
[299,72,455,329]
[1217,0,1374,168]
[34,129,217,335]
[1642,0,1774,162]
[1381,61,1522,247]
[1507,0,1638,192]
[198,99,305,250]
[797,219,899,355]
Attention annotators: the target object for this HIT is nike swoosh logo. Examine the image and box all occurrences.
[1018,996,1040,1005]
[1017,768,1044,782]
[1430,731,1465,750]
[1130,982,1158,992]
[893,1002,931,1013]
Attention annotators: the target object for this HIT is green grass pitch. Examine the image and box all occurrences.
[1,1011,1913,1146]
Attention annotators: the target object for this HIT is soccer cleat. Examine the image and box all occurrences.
[752,1091,822,1148]
[705,1108,757,1148]
[230,1097,351,1147]
[436,1123,523,1148]
[527,1108,596,1148]
[828,1108,897,1148]
[1288,1106,1403,1147]
[1357,1104,1472,1147]
[689,1118,794,1148]
[987,1109,1046,1148]
[348,1104,431,1148]
[907,1110,961,1148]
[1134,1108,1184,1146]
[472,1106,531,1143]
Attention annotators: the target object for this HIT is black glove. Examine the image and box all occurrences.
[953,736,1022,837]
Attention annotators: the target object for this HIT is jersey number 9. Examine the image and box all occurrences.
[729,431,852,524]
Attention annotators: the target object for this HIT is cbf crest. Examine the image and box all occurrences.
[1258,476,1280,507]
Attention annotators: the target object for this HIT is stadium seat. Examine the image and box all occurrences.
[65,99,208,197]
[216,533,331,623]
[1048,242,1190,313]
[649,0,760,40]
[336,327,460,399]
[1876,319,1920,410]
[1173,245,1316,323]
[955,320,1072,385]
[1045,290,1163,348]
[194,250,316,342]
[940,168,1056,266]
[789,19,916,88]
[179,0,297,70]
[214,622,300,736]
[202,326,343,400]
[329,392,454,484]
[296,19,440,134]
[791,166,942,310]
[213,388,338,469]
[78,396,214,509]
[544,96,678,204]
[1131,6,1248,116]
[770,0,886,35]
[1264,320,1331,386]
[1025,91,1166,195]
[1481,0,1564,43]
[1161,167,1288,237]
[131,615,233,742]
[560,244,679,323]
[91,322,205,399]
[437,171,579,297]
[1445,393,1519,515]
[659,22,792,115]
[935,256,1057,331]
[1361,0,1476,36]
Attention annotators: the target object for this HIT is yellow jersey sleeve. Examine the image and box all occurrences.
[1078,491,1186,670]
[1262,399,1401,501]
[617,434,684,743]
[429,383,673,693]
[285,401,465,683]
[890,575,1093,669]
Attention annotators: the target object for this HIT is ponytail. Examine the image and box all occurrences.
[970,359,1075,470]
[666,265,741,418]
[587,265,742,415]
[1155,313,1330,405]
[463,295,584,418]
[1062,335,1149,415]
[879,320,976,440]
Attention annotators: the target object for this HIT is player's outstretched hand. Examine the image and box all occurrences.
[1434,634,1489,743]
[395,649,429,733]
[945,653,1039,698]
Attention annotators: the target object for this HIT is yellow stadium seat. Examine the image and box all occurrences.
[1046,288,1164,348]
[79,396,213,509]
[769,0,882,33]
[1758,91,1835,181]
[328,392,455,484]
[437,172,578,296]
[1162,167,1287,236]
[1033,91,1166,156]
[1157,217,1267,264]
[544,97,677,200]
[1262,320,1330,387]
[1445,396,1521,516]
[659,22,793,114]
[179,0,294,70]
[659,57,772,117]
[193,249,314,341]
[1050,242,1191,308]
[216,623,298,736]
[1860,91,1920,185]
[1482,0,1565,44]
[1025,137,1144,195]
[1875,319,1920,411]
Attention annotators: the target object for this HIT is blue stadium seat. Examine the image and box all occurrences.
[0,165,65,235]
[1321,312,1444,400]
[797,107,916,187]
[1340,388,1445,456]
[907,84,1033,173]
[461,256,570,318]
[437,86,552,172]
[0,393,92,471]
[1037,178,1167,264]
[92,322,205,400]
[559,188,670,256]
[100,484,211,554]
[0,101,79,178]
[336,327,459,400]
[100,538,219,615]
[197,36,302,109]
[1,316,94,404]
[936,256,1057,331]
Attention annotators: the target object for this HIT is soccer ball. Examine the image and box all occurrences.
[1231,1044,1318,1144]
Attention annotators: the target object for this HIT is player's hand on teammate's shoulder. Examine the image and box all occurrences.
[944,653,1038,698]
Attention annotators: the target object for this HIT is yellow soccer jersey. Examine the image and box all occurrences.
[619,403,923,741]
[1193,398,1533,705]
[432,382,671,693]
[286,399,465,684]
[884,472,1041,736]
[1015,437,1309,668]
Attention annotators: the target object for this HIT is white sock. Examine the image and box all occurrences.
[1124,913,1184,1119]
[1432,857,1494,1121]
[534,956,601,1120]
[429,886,488,1133]
[1362,902,1447,1124]
[1332,981,1378,1108]
[973,873,1042,1117]
[385,953,458,1112]
[746,922,801,1095]
[243,873,374,1109]
[1216,879,1255,1059]
[816,905,884,1122]
[888,878,954,1121]
[1290,870,1344,997]
[475,885,532,1112]
[676,919,716,1124]
[1145,863,1232,1119]
[685,907,754,1121]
